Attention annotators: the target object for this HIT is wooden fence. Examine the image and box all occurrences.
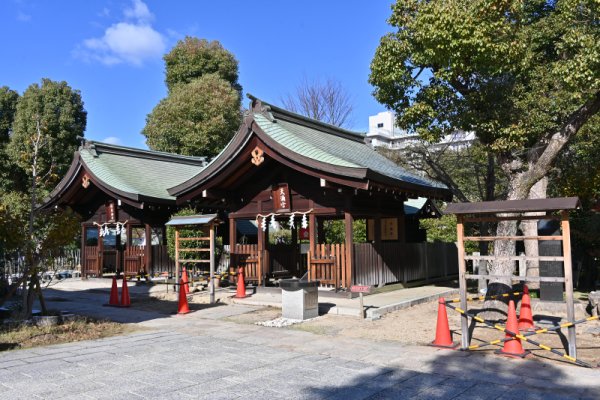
[353,242,458,286]
[308,244,347,287]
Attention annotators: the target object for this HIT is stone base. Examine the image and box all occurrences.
[282,287,319,320]
[532,299,587,320]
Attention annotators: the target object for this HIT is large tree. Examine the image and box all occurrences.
[143,37,242,156]
[163,37,241,93]
[370,1,600,302]
[1,79,85,317]
[143,74,241,157]
[7,79,86,192]
[0,87,19,190]
[281,78,354,128]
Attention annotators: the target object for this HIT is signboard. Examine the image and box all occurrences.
[272,183,291,212]
[350,285,372,293]
[367,218,399,241]
[105,201,117,223]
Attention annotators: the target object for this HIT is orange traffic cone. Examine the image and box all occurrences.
[518,285,535,331]
[430,297,458,348]
[120,276,131,307]
[181,267,190,294]
[108,276,119,306]
[496,300,530,358]
[235,266,246,298]
[177,279,190,314]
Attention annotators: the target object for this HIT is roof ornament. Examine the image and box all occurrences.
[251,146,265,166]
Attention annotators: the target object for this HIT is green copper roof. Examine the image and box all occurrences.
[80,142,206,202]
[252,112,447,190]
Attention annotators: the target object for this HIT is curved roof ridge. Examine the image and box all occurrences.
[247,94,366,142]
[81,140,209,166]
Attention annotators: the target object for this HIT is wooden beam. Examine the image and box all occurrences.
[561,210,577,358]
[456,215,469,350]
[462,215,561,223]
[464,274,565,283]
[464,255,564,262]
[463,235,562,241]
[374,215,383,286]
[309,213,317,254]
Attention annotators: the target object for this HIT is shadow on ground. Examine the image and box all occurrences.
[302,349,598,400]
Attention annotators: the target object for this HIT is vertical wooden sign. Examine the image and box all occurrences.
[106,201,117,222]
[272,183,291,212]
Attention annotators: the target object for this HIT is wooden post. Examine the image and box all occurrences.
[397,209,406,243]
[144,223,152,276]
[209,223,216,305]
[80,223,86,279]
[257,217,265,284]
[374,215,383,287]
[456,215,469,350]
[229,217,236,246]
[561,210,577,358]
[174,228,180,293]
[344,212,354,288]
[359,292,365,319]
[309,213,317,254]
[317,217,325,245]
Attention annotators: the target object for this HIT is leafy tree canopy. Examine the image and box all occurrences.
[164,37,242,93]
[143,74,241,157]
[0,86,19,146]
[370,0,600,200]
[7,79,86,193]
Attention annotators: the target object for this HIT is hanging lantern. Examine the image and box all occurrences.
[301,213,308,229]
[270,214,278,230]
[288,213,295,228]
[260,216,267,232]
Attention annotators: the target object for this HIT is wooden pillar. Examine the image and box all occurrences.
[456,215,469,350]
[561,210,577,357]
[257,217,266,284]
[317,217,325,245]
[344,212,354,287]
[144,223,152,275]
[309,213,317,254]
[209,223,216,304]
[80,223,86,279]
[174,228,180,293]
[374,215,383,287]
[229,217,236,247]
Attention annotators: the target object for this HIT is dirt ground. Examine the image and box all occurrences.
[224,300,600,369]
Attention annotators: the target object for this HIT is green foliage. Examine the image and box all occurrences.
[370,0,599,162]
[0,86,18,145]
[7,79,86,192]
[143,74,241,157]
[166,207,207,261]
[164,37,242,94]
[419,214,456,244]
[323,219,367,244]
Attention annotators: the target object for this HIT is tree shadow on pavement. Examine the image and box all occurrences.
[302,348,599,400]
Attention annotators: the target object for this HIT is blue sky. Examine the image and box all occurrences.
[1,0,394,149]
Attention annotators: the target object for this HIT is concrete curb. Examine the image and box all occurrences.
[366,288,460,320]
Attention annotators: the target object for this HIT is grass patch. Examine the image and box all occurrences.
[0,317,134,351]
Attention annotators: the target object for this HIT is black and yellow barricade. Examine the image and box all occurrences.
[445,302,593,368]
[445,291,522,304]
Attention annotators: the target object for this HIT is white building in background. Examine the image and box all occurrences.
[365,110,475,150]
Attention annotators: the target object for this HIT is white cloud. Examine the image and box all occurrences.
[76,0,165,66]
[101,136,123,146]
[124,0,153,23]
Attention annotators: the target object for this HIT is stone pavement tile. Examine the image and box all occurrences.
[0,359,27,368]
[177,384,242,399]
[237,388,291,400]
[0,349,40,361]
[82,388,145,400]
[7,359,72,374]
[495,388,575,400]
[129,380,196,398]
[398,371,451,389]
[412,383,471,400]
[21,353,78,364]
[365,386,421,400]
[0,389,43,400]
[36,380,107,399]
[322,385,384,400]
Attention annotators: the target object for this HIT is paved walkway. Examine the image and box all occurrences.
[0,282,598,399]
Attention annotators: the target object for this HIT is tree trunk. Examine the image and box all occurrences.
[521,178,547,289]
